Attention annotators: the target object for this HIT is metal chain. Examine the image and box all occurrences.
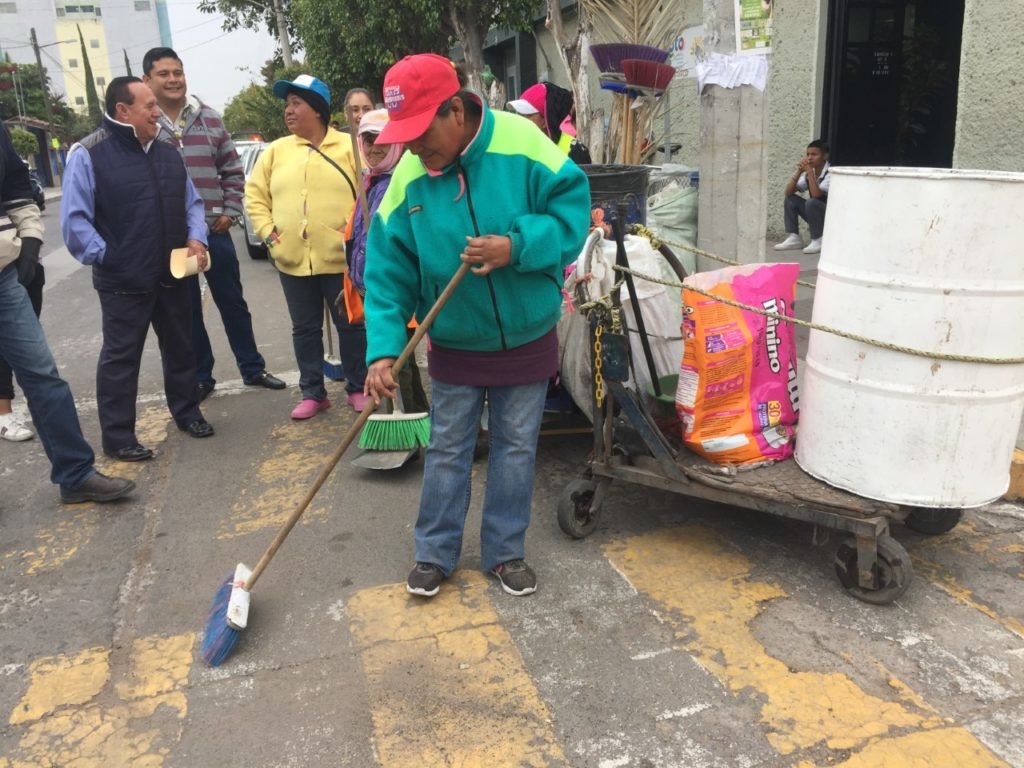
[610,264,1024,366]
[593,324,605,408]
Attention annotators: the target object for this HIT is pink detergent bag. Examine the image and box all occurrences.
[676,263,800,465]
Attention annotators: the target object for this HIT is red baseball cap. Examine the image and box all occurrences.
[378,54,460,144]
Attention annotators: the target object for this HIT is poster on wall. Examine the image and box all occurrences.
[670,25,706,79]
[735,0,773,55]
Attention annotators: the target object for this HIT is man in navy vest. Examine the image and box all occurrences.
[61,76,215,462]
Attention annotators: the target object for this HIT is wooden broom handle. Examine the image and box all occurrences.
[349,122,372,231]
[244,260,472,590]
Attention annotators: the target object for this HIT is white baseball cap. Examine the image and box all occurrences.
[506,99,540,116]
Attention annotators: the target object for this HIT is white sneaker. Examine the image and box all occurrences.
[773,233,803,251]
[0,413,34,442]
[803,238,822,254]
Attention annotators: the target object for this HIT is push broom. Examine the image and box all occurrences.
[201,261,471,666]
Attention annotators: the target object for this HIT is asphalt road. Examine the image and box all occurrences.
[1,202,1022,767]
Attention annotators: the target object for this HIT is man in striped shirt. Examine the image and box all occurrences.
[144,47,285,400]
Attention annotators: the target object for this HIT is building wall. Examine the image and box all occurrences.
[0,6,64,98]
[764,0,826,239]
[55,17,113,113]
[0,2,164,115]
[102,0,165,79]
[953,0,1024,172]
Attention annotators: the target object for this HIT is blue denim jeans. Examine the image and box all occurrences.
[415,378,548,574]
[0,264,95,489]
[278,271,367,398]
[784,194,827,240]
[189,231,266,384]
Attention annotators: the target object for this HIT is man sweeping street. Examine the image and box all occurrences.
[144,47,285,401]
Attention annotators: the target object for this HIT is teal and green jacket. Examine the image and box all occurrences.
[363,101,591,363]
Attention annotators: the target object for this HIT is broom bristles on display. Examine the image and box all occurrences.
[623,60,677,91]
[358,412,431,451]
[200,574,241,666]
[589,43,670,73]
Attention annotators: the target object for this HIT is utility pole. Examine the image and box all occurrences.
[30,28,59,184]
[270,0,293,67]
[29,28,57,131]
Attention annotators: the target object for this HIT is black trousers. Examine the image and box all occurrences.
[97,281,201,451]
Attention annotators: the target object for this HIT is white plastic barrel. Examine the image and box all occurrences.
[795,167,1024,508]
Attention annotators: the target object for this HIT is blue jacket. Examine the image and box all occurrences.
[62,116,207,292]
[364,103,590,361]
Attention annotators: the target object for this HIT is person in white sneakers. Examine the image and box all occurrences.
[774,139,830,255]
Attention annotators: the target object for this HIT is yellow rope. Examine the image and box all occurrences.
[610,264,1024,365]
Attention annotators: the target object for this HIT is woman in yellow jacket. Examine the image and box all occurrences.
[245,75,368,419]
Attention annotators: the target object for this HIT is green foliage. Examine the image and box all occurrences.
[291,0,541,99]
[77,25,103,122]
[292,0,451,97]
[197,0,299,48]
[0,63,51,121]
[9,127,38,159]
[221,61,306,141]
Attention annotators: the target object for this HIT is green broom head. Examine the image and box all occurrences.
[358,412,431,451]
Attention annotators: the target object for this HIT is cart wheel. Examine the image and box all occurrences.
[558,479,603,539]
[903,507,963,536]
[833,535,913,605]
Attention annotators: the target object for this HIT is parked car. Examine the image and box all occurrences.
[25,163,45,211]
[237,141,267,260]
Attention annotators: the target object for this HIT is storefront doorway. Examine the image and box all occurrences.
[822,0,964,167]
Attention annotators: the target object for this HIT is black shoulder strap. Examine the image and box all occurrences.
[308,144,356,199]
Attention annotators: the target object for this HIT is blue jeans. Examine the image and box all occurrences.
[278,271,367,398]
[189,231,266,384]
[0,264,95,489]
[415,378,548,574]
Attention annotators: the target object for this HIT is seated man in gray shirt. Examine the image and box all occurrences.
[774,139,830,255]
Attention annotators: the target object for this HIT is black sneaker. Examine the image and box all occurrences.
[406,562,444,597]
[490,559,537,596]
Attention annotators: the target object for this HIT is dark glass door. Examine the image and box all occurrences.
[822,0,964,167]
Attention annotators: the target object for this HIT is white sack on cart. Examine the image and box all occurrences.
[558,232,683,421]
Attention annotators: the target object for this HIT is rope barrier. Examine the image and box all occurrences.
[658,236,819,289]
[608,264,1024,365]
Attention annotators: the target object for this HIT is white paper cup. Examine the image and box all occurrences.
[170,247,212,278]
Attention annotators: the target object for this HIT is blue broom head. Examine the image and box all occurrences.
[201,574,241,666]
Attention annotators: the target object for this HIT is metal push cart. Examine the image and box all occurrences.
[556,221,963,605]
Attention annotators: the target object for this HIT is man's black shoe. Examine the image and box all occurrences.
[104,444,154,462]
[243,371,286,390]
[178,418,215,438]
[61,472,136,504]
[198,381,216,401]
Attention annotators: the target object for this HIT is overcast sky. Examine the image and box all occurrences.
[164,3,279,113]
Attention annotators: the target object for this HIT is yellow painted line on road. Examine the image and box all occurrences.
[604,525,1006,763]
[5,509,93,577]
[93,405,175,483]
[348,571,565,767]
[912,556,1024,640]
[4,407,172,578]
[3,633,194,767]
[9,646,110,725]
[217,418,342,539]
[821,728,1008,767]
